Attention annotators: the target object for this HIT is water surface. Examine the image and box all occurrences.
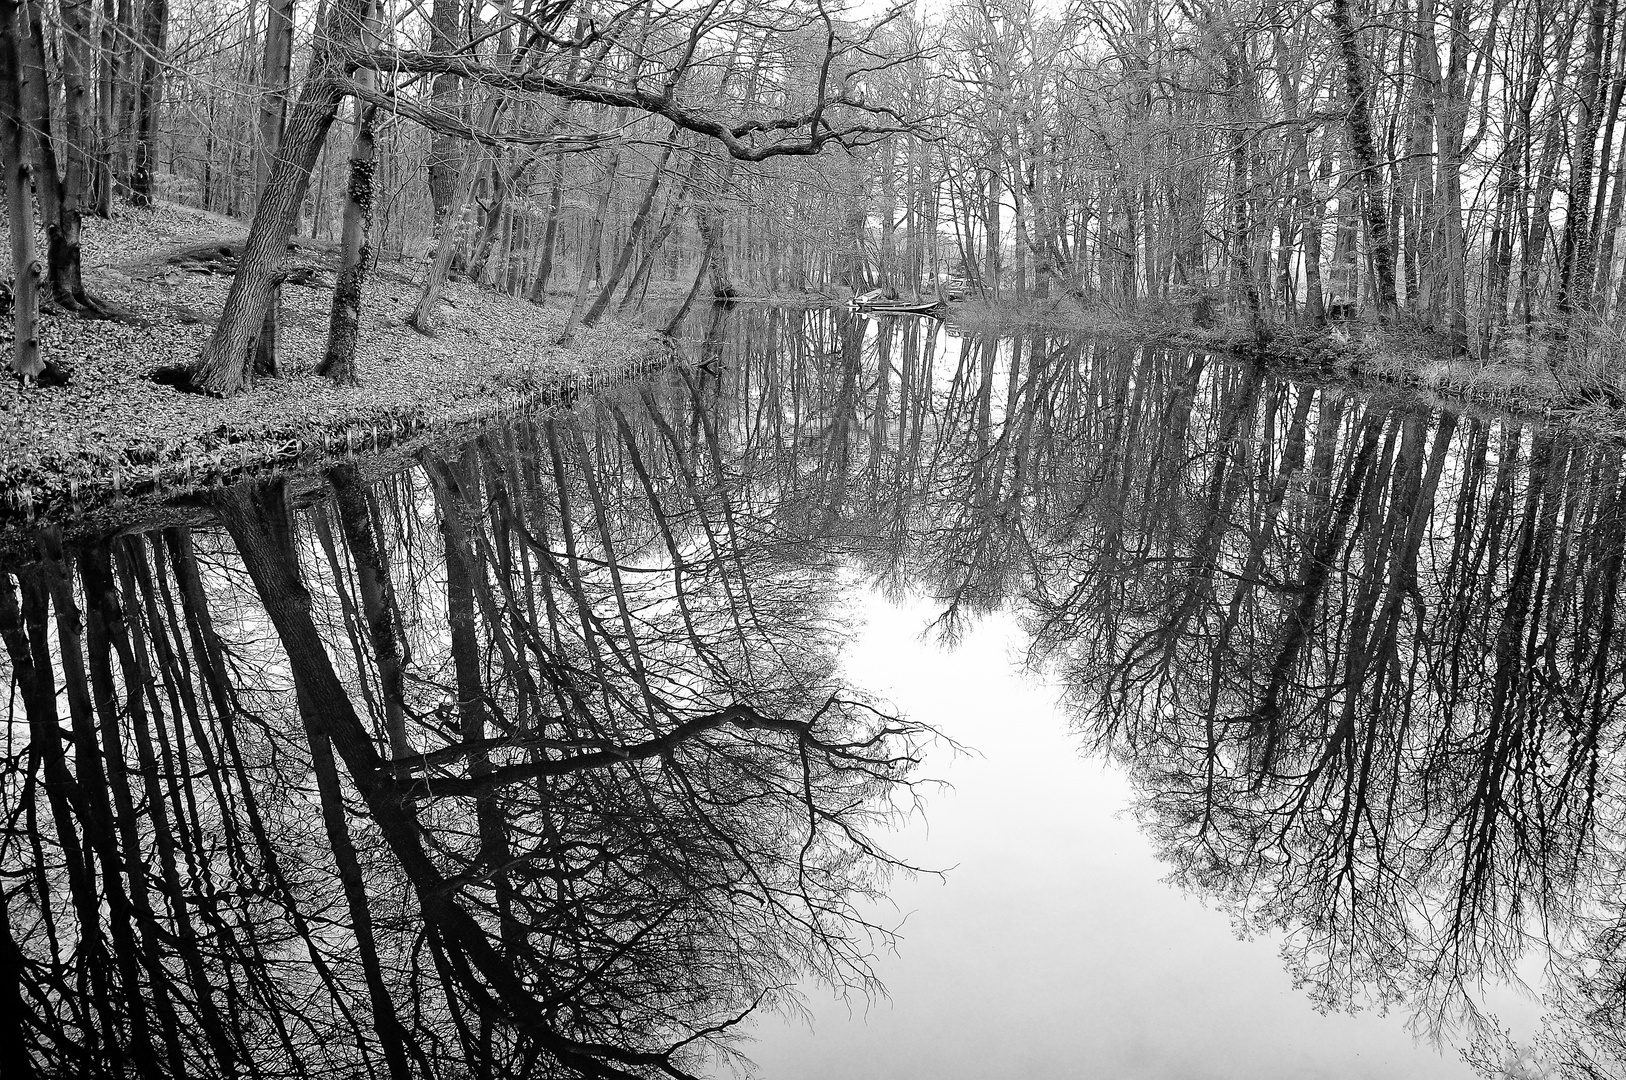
[1,306,1617,1078]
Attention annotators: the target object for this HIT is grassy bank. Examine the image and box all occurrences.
[0,202,666,527]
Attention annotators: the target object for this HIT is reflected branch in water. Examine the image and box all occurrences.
[12,306,1626,1077]
[647,312,1626,1075]
[0,398,936,1078]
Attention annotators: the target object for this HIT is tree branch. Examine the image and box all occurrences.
[343,47,916,160]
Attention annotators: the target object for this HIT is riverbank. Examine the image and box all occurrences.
[947,292,1626,424]
[0,202,665,528]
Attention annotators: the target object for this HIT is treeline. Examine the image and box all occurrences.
[6,0,1626,390]
[869,0,1626,363]
[0,0,913,389]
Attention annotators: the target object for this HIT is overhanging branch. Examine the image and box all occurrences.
[342,47,917,160]
[345,80,622,149]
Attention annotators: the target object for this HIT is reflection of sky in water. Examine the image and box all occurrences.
[7,312,1596,1079]
[741,593,1542,1080]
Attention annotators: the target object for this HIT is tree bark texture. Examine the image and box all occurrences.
[188,0,370,395]
[1329,0,1399,321]
[1,0,43,380]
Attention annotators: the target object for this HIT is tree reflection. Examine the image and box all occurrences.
[659,308,1626,1076]
[0,396,930,1078]
[10,305,1626,1077]
[1027,399,1626,1044]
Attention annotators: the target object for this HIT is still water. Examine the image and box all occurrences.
[0,306,1615,1078]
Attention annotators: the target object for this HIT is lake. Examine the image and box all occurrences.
[0,305,1612,1079]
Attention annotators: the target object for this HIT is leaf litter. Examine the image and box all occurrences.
[0,201,664,525]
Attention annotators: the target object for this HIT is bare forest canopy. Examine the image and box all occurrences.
[7,0,1626,394]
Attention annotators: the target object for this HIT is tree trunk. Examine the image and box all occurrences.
[0,892,33,1080]
[618,150,700,312]
[14,5,54,227]
[1435,0,1471,353]
[562,125,631,337]
[327,462,411,756]
[115,539,243,1074]
[412,144,489,333]
[114,0,138,193]
[426,0,462,225]
[582,135,677,326]
[1329,0,1399,321]
[1,0,43,380]
[319,102,378,384]
[1273,28,1326,323]
[79,545,188,1075]
[320,0,380,385]
[22,0,102,315]
[130,0,168,205]
[698,162,739,301]
[663,215,724,335]
[213,476,658,1079]
[253,0,297,379]
[1403,0,1440,321]
[42,536,165,1080]
[1556,0,1612,347]
[985,149,1001,296]
[1484,24,1549,349]
[92,0,115,213]
[300,701,413,1080]
[527,147,567,304]
[259,0,295,188]
[1223,47,1265,337]
[186,0,370,395]
[58,0,96,221]
[1519,95,1573,332]
[465,150,527,283]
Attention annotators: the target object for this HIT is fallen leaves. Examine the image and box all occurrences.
[0,200,663,530]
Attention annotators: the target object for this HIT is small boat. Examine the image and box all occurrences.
[850,292,949,317]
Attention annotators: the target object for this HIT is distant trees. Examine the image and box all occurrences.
[0,0,918,391]
[179,0,918,394]
[877,0,1626,371]
[4,0,122,333]
[3,0,137,382]
[11,0,1626,386]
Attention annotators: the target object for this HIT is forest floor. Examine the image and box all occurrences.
[0,201,665,528]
